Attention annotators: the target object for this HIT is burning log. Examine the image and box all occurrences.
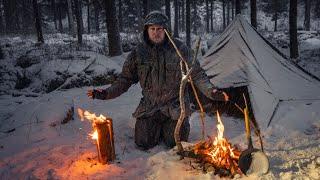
[93,118,116,164]
[78,108,116,164]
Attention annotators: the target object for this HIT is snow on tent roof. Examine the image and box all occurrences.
[201,16,320,129]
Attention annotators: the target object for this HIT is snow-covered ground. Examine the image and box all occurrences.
[1,23,320,179]
[0,79,319,179]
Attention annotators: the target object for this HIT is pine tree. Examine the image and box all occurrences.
[235,0,241,14]
[227,0,230,25]
[250,0,257,28]
[118,0,123,32]
[4,0,17,33]
[222,0,226,29]
[94,0,100,32]
[206,0,209,32]
[74,0,83,45]
[174,0,179,37]
[186,0,190,47]
[304,0,310,31]
[51,0,57,30]
[192,0,197,34]
[58,0,63,32]
[87,0,91,33]
[67,0,76,37]
[105,0,122,56]
[289,0,298,59]
[210,0,214,31]
[165,0,171,30]
[33,0,44,43]
[0,0,3,33]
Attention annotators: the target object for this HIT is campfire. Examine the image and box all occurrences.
[78,108,115,164]
[183,111,241,177]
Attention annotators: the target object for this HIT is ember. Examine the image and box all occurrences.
[78,108,115,164]
[192,111,241,176]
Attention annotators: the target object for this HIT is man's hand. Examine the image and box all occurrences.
[222,91,229,102]
[87,89,104,99]
[212,89,229,102]
[87,89,94,99]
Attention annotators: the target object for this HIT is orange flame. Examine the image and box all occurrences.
[77,108,107,123]
[208,111,236,160]
[89,130,98,140]
[78,108,108,141]
[193,111,240,175]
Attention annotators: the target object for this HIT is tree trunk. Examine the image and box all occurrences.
[174,0,179,37]
[105,0,122,56]
[228,0,231,25]
[33,0,44,43]
[87,0,91,33]
[192,0,197,34]
[67,0,76,37]
[222,0,226,29]
[94,0,100,32]
[3,0,16,33]
[58,0,63,32]
[0,0,3,33]
[21,0,29,31]
[181,0,185,32]
[15,1,20,32]
[143,0,149,17]
[79,1,84,34]
[231,0,234,19]
[250,0,257,28]
[186,0,190,47]
[135,0,143,32]
[206,0,209,32]
[165,0,171,30]
[304,0,310,31]
[74,0,83,45]
[315,1,320,19]
[274,0,278,32]
[210,0,213,32]
[118,0,123,32]
[235,0,241,15]
[51,0,57,30]
[289,0,299,59]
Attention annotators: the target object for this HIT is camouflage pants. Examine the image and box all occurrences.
[135,111,190,150]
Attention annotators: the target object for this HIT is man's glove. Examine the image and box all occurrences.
[87,89,107,100]
[211,89,229,102]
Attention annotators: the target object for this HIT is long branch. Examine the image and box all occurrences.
[164,29,207,141]
[174,61,193,153]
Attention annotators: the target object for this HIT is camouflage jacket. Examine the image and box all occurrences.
[96,38,217,120]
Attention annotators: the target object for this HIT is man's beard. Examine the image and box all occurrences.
[151,36,165,45]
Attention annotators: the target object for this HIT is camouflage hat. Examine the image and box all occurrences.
[144,11,169,28]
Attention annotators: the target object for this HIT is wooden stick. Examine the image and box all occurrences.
[164,29,207,145]
[174,61,193,153]
[189,38,206,140]
[242,93,264,151]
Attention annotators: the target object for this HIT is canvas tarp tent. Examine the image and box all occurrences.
[201,16,320,129]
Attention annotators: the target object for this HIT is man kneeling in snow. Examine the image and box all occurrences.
[87,11,228,150]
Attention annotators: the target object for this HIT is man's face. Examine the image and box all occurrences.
[147,24,165,44]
